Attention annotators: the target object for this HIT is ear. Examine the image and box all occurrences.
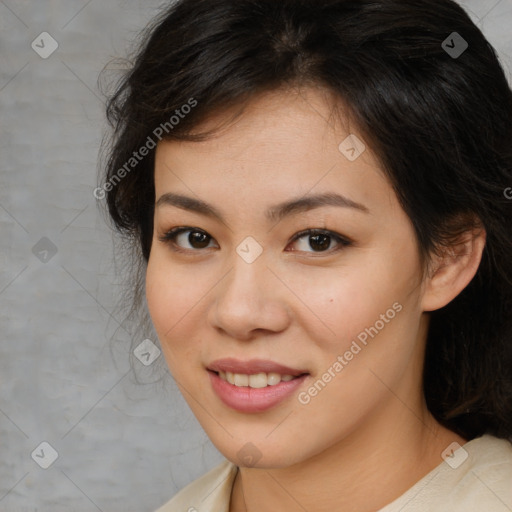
[421,223,486,312]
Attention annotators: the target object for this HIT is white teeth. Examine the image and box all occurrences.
[248,373,267,389]
[267,373,281,386]
[217,371,298,388]
[234,373,249,387]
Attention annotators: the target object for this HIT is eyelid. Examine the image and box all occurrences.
[157,226,218,254]
[157,226,352,254]
[287,228,352,253]
[158,226,208,242]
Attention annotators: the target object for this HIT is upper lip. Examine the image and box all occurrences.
[207,358,308,377]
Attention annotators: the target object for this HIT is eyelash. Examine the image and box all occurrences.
[157,227,352,255]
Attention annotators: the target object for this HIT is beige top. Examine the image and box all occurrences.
[155,434,512,512]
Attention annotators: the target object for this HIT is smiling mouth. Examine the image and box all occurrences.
[207,359,310,412]
[213,370,307,388]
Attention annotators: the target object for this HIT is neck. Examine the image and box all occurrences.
[230,402,466,512]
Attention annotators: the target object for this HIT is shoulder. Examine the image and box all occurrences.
[381,434,512,512]
[154,459,238,512]
[451,434,512,508]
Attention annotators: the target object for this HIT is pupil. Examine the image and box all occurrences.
[310,234,330,251]
[190,231,210,248]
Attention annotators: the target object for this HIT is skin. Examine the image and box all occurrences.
[145,86,486,512]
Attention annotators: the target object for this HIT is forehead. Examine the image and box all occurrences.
[153,87,396,218]
[160,88,359,155]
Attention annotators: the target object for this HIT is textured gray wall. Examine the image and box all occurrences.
[1,1,511,511]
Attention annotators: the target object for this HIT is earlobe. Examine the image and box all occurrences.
[421,227,486,312]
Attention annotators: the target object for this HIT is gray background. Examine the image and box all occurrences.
[1,1,511,511]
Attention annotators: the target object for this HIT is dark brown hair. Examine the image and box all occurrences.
[101,0,512,441]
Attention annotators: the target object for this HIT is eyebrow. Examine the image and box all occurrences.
[155,191,369,223]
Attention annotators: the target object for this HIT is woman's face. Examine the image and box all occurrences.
[146,87,431,468]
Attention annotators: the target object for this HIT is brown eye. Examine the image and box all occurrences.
[288,229,351,254]
[308,233,332,251]
[158,227,217,251]
[187,231,211,249]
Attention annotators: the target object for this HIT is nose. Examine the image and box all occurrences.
[208,253,291,341]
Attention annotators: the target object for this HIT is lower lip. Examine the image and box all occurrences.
[208,371,308,413]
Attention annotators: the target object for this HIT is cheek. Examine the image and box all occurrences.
[145,255,206,362]
[292,255,421,377]
[282,262,404,347]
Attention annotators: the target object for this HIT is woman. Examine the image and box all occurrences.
[101,0,512,510]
